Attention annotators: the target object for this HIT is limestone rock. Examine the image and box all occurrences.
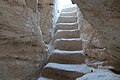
[0,0,48,80]
[38,0,54,44]
[72,0,120,71]
[85,48,111,61]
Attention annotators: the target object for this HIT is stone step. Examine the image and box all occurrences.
[52,38,82,51]
[53,29,80,42]
[41,63,91,80]
[61,5,78,12]
[60,11,77,17]
[48,50,86,64]
[57,16,77,23]
[54,22,78,34]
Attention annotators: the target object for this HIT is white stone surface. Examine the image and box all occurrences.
[45,63,92,73]
[51,49,84,54]
[76,69,120,80]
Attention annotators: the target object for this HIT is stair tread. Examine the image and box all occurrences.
[56,29,79,32]
[57,22,78,25]
[60,15,77,17]
[44,63,92,73]
[61,11,77,14]
[60,11,77,17]
[58,15,77,18]
[54,29,80,34]
[51,49,84,54]
[53,38,82,42]
[60,38,81,40]
[54,38,82,42]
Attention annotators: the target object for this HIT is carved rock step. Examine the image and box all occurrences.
[54,22,78,34]
[53,29,80,41]
[48,50,86,64]
[53,38,82,51]
[61,5,78,12]
[57,16,77,23]
[41,63,91,80]
[60,11,77,17]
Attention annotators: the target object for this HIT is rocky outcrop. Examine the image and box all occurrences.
[0,0,48,80]
[38,0,54,44]
[72,0,120,71]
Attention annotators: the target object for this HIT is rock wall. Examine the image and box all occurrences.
[0,0,48,80]
[38,0,54,44]
[72,0,120,71]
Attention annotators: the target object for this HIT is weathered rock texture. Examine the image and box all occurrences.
[38,0,54,44]
[72,0,120,71]
[0,0,48,80]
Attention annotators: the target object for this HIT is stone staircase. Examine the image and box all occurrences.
[37,4,120,80]
[38,4,89,80]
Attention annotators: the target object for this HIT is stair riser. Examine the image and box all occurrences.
[53,30,80,42]
[57,17,77,23]
[53,40,82,51]
[54,24,78,34]
[48,53,86,64]
[60,12,77,17]
[41,67,84,80]
[61,7,78,12]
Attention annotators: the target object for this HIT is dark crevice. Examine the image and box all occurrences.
[109,69,120,74]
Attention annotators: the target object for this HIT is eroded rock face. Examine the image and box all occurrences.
[0,0,48,80]
[38,0,54,44]
[72,0,120,71]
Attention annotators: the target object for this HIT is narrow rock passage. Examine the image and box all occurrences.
[38,4,120,80]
